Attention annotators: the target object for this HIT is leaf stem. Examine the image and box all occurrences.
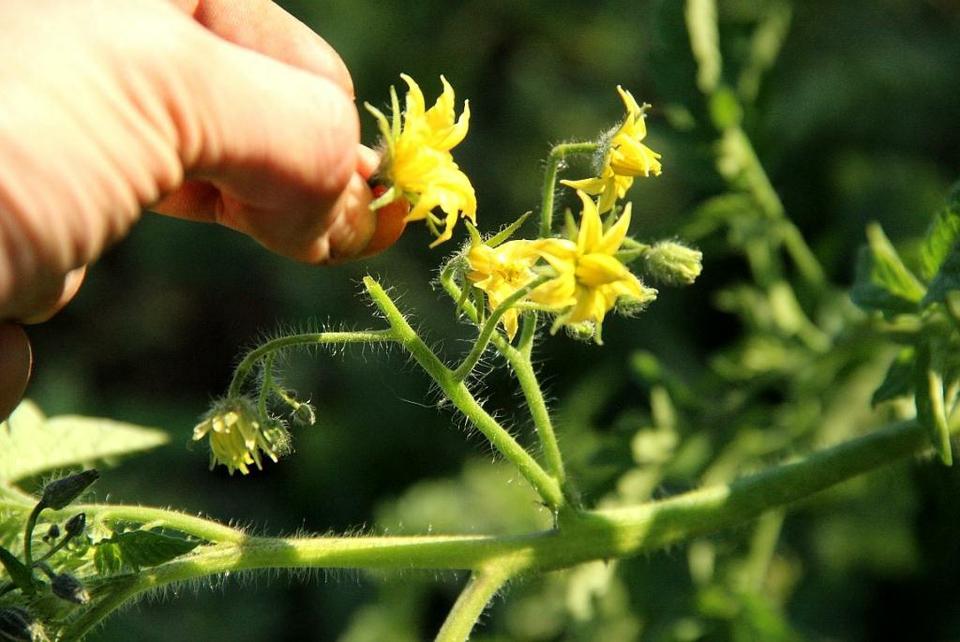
[540,142,598,237]
[435,568,512,642]
[226,330,397,399]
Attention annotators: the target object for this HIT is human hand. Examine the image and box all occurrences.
[0,0,395,419]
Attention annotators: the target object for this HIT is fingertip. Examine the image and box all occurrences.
[21,267,86,324]
[321,173,377,263]
[357,145,381,180]
[0,323,31,422]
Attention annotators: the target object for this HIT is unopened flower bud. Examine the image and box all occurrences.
[64,513,86,539]
[51,572,89,605]
[644,241,703,285]
[0,607,39,641]
[43,524,60,543]
[40,470,99,510]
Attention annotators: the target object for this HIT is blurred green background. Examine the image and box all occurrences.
[23,0,960,640]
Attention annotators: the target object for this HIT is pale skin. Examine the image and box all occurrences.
[0,0,392,420]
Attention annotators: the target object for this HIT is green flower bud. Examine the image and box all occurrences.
[43,524,60,543]
[51,572,89,605]
[64,513,86,539]
[0,607,39,641]
[39,470,99,510]
[644,241,703,285]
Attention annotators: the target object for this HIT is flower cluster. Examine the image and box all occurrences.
[193,399,290,475]
[467,191,658,343]
[366,75,476,247]
[562,86,662,213]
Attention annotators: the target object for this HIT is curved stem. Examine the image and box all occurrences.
[540,142,598,237]
[22,503,42,566]
[227,330,397,399]
[435,568,512,642]
[364,277,565,509]
[452,276,550,382]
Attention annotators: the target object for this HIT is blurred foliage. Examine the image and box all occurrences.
[17,0,960,639]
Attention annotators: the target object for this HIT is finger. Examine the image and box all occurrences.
[152,30,369,262]
[168,0,353,96]
[0,323,31,422]
[357,145,381,180]
[21,267,86,325]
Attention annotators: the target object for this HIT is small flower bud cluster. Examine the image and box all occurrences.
[643,241,703,285]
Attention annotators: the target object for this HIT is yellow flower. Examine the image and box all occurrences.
[562,86,662,213]
[193,399,289,475]
[366,75,476,247]
[467,238,543,340]
[533,191,657,341]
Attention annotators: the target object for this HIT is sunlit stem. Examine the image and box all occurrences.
[57,417,945,641]
[438,269,567,491]
[540,142,598,237]
[435,568,512,642]
[226,330,398,399]
[22,503,42,567]
[364,277,564,509]
[452,276,551,382]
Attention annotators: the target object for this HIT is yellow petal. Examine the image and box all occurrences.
[576,191,603,253]
[596,203,632,255]
[576,253,632,288]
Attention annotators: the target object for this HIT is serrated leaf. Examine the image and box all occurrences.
[920,207,960,282]
[872,348,916,406]
[0,400,169,483]
[0,546,35,595]
[93,541,122,576]
[851,224,926,314]
[914,341,952,465]
[96,530,199,572]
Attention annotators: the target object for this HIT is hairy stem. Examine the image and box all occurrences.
[540,142,598,237]
[227,330,398,399]
[364,277,565,509]
[57,418,935,640]
[435,568,512,642]
[452,276,550,382]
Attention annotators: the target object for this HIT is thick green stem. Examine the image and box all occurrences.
[22,503,42,567]
[58,418,932,640]
[435,568,512,642]
[540,142,598,237]
[227,330,397,399]
[364,277,565,509]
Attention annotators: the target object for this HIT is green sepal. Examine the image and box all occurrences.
[0,547,36,595]
[871,348,916,407]
[920,204,960,282]
[914,340,953,466]
[485,211,531,247]
[851,224,926,315]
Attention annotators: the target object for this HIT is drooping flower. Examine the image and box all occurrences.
[192,399,290,475]
[532,191,657,341]
[562,86,662,213]
[467,238,544,340]
[366,75,476,247]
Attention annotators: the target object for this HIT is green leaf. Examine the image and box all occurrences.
[851,224,926,314]
[95,530,199,573]
[920,207,960,282]
[922,247,960,307]
[0,400,169,483]
[0,546,35,595]
[914,341,953,466]
[871,348,916,406]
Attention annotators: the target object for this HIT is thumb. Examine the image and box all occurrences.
[154,25,375,263]
[0,324,31,422]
